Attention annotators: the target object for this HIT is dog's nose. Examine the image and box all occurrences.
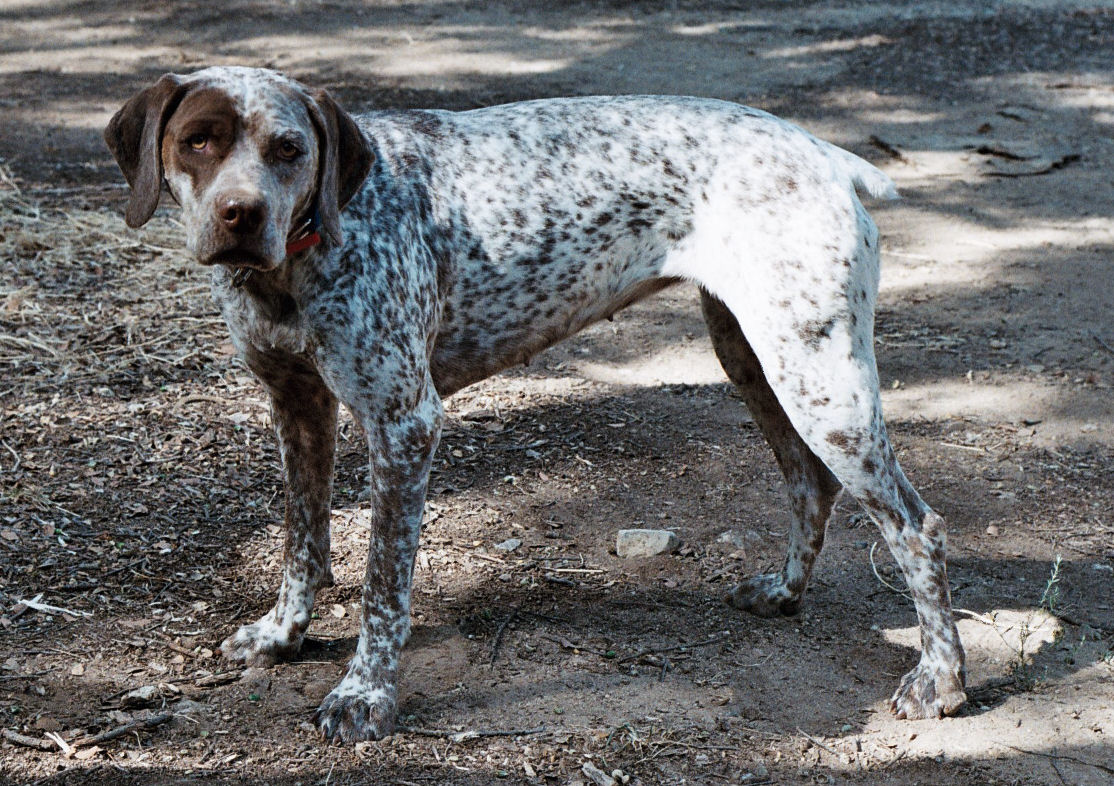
[217,194,266,235]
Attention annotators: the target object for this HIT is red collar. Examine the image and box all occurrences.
[285,208,322,256]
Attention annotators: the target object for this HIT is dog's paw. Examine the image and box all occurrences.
[314,684,397,743]
[725,573,801,617]
[890,662,966,720]
[220,611,304,667]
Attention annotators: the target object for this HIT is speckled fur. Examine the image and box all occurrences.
[105,67,966,743]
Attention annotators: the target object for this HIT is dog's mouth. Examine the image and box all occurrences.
[201,248,277,272]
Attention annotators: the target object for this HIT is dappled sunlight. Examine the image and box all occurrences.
[762,34,893,59]
[374,47,573,79]
[670,20,772,37]
[0,43,181,77]
[867,610,1113,769]
[976,70,1114,108]
[882,377,1106,437]
[575,344,724,387]
[878,213,1114,289]
[883,608,1061,664]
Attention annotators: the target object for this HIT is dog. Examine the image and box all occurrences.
[104,66,966,742]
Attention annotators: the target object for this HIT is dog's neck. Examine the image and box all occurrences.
[233,255,306,326]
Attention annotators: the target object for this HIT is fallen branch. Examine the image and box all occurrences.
[2,728,54,751]
[868,135,908,162]
[44,731,74,756]
[797,727,840,758]
[397,724,546,743]
[618,633,729,664]
[0,670,50,682]
[188,670,241,688]
[13,593,92,619]
[1005,745,1114,775]
[1093,332,1114,357]
[489,607,517,667]
[72,711,173,747]
[955,608,997,626]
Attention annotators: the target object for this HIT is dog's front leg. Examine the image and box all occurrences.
[221,349,338,666]
[314,384,442,743]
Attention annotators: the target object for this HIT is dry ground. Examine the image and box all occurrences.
[1,1,1113,784]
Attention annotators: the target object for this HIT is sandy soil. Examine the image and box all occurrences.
[1,1,1112,784]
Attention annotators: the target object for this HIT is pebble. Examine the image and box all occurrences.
[121,685,159,708]
[616,529,680,558]
[581,762,616,786]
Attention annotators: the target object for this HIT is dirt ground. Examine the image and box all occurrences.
[2,1,1113,784]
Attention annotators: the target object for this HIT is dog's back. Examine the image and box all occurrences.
[354,97,893,394]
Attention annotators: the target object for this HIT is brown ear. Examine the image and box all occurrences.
[307,89,374,245]
[103,74,186,228]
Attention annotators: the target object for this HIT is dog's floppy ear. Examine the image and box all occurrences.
[103,74,186,228]
[307,89,374,245]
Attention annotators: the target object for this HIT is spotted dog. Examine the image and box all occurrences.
[104,66,966,742]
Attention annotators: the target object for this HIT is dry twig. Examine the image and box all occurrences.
[397,725,547,742]
[2,728,54,751]
[73,711,173,747]
[618,633,730,664]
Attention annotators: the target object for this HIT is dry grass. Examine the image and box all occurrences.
[0,165,228,395]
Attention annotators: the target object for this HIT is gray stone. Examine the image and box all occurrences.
[616,529,680,558]
[121,685,159,708]
[582,762,617,786]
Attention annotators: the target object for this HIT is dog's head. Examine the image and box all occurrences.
[104,67,373,272]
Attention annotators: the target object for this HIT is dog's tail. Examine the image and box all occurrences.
[829,145,898,201]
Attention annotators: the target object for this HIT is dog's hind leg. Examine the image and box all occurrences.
[701,289,842,617]
[696,204,965,719]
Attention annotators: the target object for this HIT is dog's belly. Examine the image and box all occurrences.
[429,236,683,397]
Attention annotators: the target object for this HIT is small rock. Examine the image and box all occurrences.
[121,685,159,708]
[173,698,210,719]
[616,529,680,558]
[174,699,208,716]
[494,538,522,552]
[716,530,747,549]
[986,524,1000,536]
[582,762,617,786]
[33,715,62,732]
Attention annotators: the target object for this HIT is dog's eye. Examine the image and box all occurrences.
[277,140,303,161]
[186,133,209,151]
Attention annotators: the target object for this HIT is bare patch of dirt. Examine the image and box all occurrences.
[1,2,1112,784]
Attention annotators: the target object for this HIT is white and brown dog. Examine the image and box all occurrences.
[105,66,966,742]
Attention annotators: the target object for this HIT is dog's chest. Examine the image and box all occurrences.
[211,270,314,356]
